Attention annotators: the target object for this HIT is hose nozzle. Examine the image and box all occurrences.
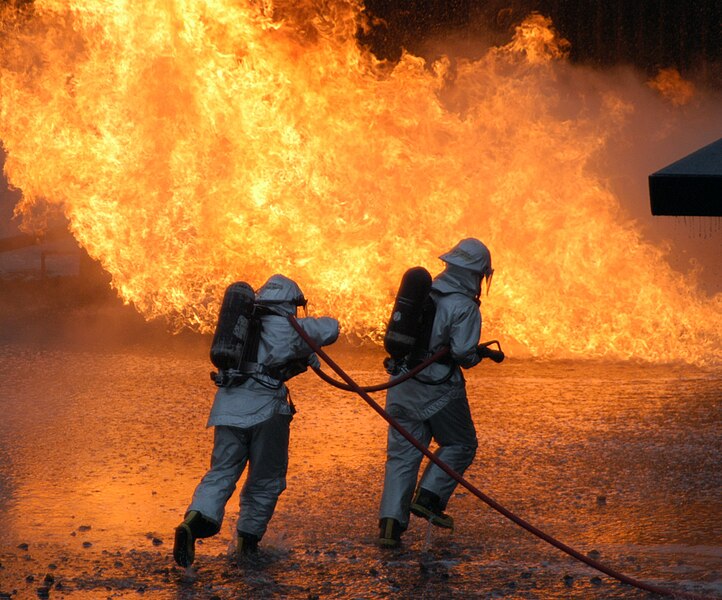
[477,340,505,363]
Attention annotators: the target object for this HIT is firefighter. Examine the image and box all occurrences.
[378,238,494,547]
[174,274,339,566]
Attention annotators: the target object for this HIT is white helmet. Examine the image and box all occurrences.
[256,274,307,310]
[440,238,494,294]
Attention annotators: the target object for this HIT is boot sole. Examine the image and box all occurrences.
[410,503,454,530]
[173,523,195,567]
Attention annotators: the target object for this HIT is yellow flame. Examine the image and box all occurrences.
[1,2,720,366]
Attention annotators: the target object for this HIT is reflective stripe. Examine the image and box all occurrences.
[385,331,416,346]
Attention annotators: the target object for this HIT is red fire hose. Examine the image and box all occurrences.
[310,346,450,392]
[288,315,715,600]
[311,341,505,393]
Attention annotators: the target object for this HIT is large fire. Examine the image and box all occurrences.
[0,1,720,366]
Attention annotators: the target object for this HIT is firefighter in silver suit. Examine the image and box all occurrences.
[174,274,339,566]
[378,238,494,547]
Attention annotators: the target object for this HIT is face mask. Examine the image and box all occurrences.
[484,268,494,296]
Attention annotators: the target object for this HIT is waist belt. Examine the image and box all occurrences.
[211,359,306,389]
[405,350,454,369]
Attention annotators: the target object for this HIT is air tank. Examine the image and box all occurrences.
[210,281,255,370]
[384,266,432,360]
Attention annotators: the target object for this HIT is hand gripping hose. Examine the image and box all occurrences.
[288,316,715,600]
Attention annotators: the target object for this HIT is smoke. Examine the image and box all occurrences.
[588,73,722,297]
[416,18,722,297]
[0,146,21,237]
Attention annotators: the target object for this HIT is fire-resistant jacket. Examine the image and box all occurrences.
[207,310,339,428]
[386,264,482,420]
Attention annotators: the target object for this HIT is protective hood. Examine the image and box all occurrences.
[256,274,307,316]
[439,238,493,295]
[432,264,482,300]
[439,238,492,277]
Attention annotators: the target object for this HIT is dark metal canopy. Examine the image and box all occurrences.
[649,137,722,216]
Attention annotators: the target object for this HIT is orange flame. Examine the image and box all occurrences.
[1,3,720,366]
[647,67,696,106]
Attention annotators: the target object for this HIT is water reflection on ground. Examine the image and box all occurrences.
[0,307,720,599]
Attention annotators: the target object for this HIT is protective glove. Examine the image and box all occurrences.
[383,356,400,375]
[307,353,321,369]
[476,343,505,363]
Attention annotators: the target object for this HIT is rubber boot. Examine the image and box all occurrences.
[410,488,454,531]
[173,511,219,567]
[236,531,260,561]
[378,517,403,548]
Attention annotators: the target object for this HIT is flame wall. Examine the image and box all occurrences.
[1,1,720,366]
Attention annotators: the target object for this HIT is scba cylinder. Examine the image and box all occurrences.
[384,266,432,360]
[210,281,255,370]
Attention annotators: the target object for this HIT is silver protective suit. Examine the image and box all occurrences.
[379,264,482,529]
[188,276,339,538]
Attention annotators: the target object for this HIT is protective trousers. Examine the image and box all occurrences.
[187,413,291,538]
[379,392,478,529]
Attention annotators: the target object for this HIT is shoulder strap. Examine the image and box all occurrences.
[236,304,272,371]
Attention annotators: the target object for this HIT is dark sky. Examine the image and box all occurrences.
[360,0,722,86]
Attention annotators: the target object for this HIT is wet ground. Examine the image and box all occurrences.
[0,297,720,599]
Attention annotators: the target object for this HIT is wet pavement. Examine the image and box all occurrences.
[0,302,720,599]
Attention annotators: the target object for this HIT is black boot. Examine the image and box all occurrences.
[236,531,260,559]
[173,511,219,567]
[410,488,454,531]
[378,517,403,548]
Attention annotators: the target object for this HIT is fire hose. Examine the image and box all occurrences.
[288,315,715,600]
[310,346,451,392]
[311,341,505,393]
